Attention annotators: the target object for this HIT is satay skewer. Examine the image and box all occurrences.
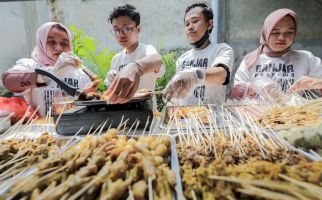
[127,186,135,200]
[191,189,197,200]
[54,103,66,128]
[150,117,161,136]
[1,106,32,139]
[126,118,139,136]
[141,116,150,136]
[148,116,155,135]
[22,105,40,130]
[98,119,109,136]
[0,158,27,181]
[116,115,125,130]
[148,176,153,200]
[279,174,322,198]
[132,120,140,137]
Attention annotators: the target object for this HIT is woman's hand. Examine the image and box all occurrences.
[288,76,322,92]
[246,84,257,98]
[54,52,82,71]
[104,63,142,104]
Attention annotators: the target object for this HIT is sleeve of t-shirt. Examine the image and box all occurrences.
[176,57,183,72]
[306,51,322,78]
[145,44,158,56]
[211,43,234,72]
[2,58,40,93]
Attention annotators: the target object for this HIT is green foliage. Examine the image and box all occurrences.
[0,88,12,97]
[156,51,178,111]
[70,25,116,91]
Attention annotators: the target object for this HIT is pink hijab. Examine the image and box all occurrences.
[245,9,298,69]
[31,22,72,67]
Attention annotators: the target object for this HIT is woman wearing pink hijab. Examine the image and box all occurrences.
[2,22,95,116]
[230,8,322,99]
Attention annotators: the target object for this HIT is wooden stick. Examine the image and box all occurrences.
[191,189,197,200]
[128,186,135,200]
[150,118,161,136]
[86,124,94,136]
[60,127,83,152]
[141,116,150,136]
[148,176,153,200]
[126,118,139,136]
[238,185,298,200]
[279,174,322,198]
[0,155,27,172]
[98,120,109,136]
[148,116,155,135]
[122,119,128,135]
[132,120,140,137]
[116,115,125,130]
[54,103,66,128]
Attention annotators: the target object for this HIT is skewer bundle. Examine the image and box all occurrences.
[177,131,322,200]
[0,133,62,184]
[256,100,322,129]
[2,129,176,200]
[165,106,211,129]
[167,102,322,200]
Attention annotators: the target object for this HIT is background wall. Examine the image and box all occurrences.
[1,0,322,88]
[0,0,208,87]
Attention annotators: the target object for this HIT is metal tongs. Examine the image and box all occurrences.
[35,68,88,101]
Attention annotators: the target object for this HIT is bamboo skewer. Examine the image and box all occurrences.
[126,118,139,136]
[141,116,150,136]
[148,176,153,200]
[279,174,322,198]
[191,189,197,200]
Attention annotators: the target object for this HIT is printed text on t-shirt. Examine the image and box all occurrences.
[180,58,208,101]
[181,58,208,70]
[254,63,295,91]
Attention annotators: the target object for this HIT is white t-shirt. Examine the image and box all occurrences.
[9,58,91,117]
[104,43,165,111]
[234,50,322,92]
[176,42,234,106]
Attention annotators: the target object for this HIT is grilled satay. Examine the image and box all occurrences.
[3,131,176,200]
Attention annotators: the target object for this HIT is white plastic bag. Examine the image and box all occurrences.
[253,77,282,103]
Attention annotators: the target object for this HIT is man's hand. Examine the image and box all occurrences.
[106,70,118,84]
[162,68,201,102]
[105,62,142,104]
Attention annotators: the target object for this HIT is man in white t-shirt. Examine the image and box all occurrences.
[104,4,164,110]
[163,3,234,106]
